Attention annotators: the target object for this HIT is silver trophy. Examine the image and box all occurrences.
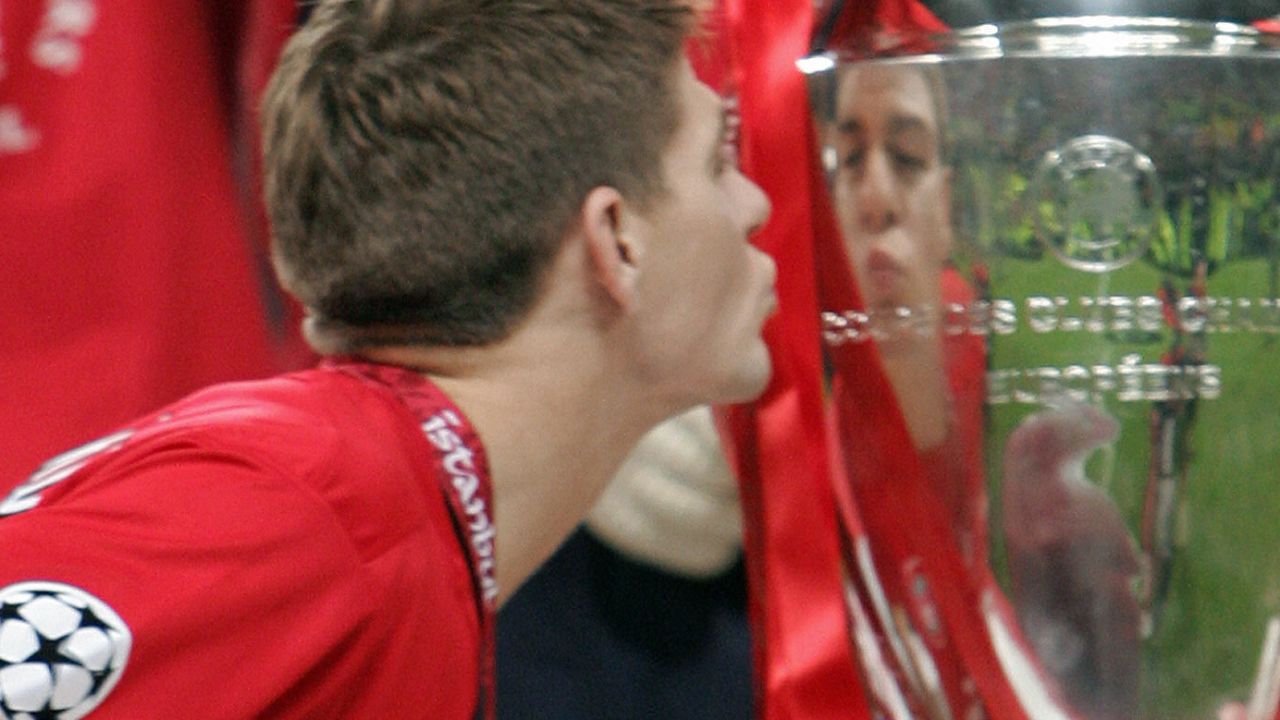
[805,16,1280,720]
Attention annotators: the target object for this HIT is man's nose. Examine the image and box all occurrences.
[856,148,899,235]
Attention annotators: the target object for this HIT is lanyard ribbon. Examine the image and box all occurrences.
[328,359,498,720]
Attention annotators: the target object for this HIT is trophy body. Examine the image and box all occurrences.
[807,18,1280,720]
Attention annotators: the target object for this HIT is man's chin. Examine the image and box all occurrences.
[719,351,775,405]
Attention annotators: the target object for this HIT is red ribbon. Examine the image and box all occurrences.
[699,1,865,717]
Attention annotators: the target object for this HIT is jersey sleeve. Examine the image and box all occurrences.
[0,447,381,719]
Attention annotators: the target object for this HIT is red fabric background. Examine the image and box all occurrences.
[0,1,304,484]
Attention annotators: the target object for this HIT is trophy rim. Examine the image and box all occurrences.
[800,15,1280,72]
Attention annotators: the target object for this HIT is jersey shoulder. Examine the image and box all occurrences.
[0,369,481,718]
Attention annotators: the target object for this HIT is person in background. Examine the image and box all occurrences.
[0,0,306,483]
[0,0,774,718]
[499,406,753,720]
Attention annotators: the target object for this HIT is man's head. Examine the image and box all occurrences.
[262,0,694,352]
[830,64,952,313]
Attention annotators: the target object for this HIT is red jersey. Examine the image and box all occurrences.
[0,364,488,719]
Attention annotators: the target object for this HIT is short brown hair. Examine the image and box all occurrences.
[262,0,695,351]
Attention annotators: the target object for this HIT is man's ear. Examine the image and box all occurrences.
[581,186,642,312]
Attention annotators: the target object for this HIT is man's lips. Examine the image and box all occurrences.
[865,247,904,274]
[863,248,905,295]
[756,252,779,321]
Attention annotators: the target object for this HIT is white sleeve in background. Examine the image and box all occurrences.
[586,405,743,578]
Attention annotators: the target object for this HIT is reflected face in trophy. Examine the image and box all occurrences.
[832,65,952,314]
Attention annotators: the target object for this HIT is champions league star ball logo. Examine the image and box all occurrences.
[0,582,130,720]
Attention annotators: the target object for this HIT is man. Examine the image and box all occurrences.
[0,1,773,717]
[829,63,959,452]
[827,63,986,555]
[821,62,999,720]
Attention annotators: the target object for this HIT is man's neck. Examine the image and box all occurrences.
[359,331,674,605]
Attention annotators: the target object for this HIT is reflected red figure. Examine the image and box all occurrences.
[1001,401,1141,720]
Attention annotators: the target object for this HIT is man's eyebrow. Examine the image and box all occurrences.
[836,117,862,135]
[887,115,932,137]
[836,114,933,137]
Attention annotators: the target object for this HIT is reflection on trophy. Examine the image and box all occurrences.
[826,61,989,558]
[807,14,1280,720]
[1002,400,1140,720]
